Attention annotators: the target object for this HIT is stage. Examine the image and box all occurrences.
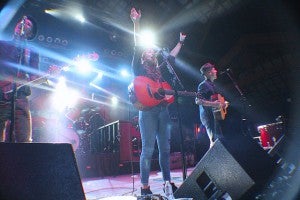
[81,168,194,199]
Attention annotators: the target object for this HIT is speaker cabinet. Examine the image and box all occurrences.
[174,136,276,200]
[0,143,85,200]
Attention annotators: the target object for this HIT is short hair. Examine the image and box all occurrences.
[200,62,215,75]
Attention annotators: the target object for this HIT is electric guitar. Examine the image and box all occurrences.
[128,76,202,110]
[1,52,99,101]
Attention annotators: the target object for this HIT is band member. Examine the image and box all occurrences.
[0,15,39,142]
[195,62,228,148]
[130,7,186,195]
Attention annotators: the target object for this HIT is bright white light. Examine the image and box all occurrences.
[89,71,103,85]
[75,14,85,23]
[58,76,66,84]
[120,69,130,77]
[44,9,63,17]
[96,71,103,79]
[140,30,156,47]
[111,96,118,107]
[51,80,80,112]
[75,59,92,75]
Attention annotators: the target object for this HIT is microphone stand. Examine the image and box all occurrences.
[224,70,250,136]
[160,51,187,181]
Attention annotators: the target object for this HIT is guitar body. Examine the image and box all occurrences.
[211,94,227,120]
[130,76,174,110]
[129,76,202,110]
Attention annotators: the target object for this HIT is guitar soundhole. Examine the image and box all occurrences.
[154,92,164,100]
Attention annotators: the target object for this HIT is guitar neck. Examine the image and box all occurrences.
[164,89,198,97]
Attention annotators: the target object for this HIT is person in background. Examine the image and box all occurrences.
[0,15,39,142]
[195,62,228,149]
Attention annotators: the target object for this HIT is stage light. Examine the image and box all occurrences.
[75,14,85,23]
[44,9,51,14]
[62,40,68,46]
[44,9,63,17]
[57,76,66,85]
[46,37,53,43]
[38,35,45,41]
[111,96,118,107]
[140,30,156,47]
[75,59,92,75]
[90,71,103,85]
[96,72,103,79]
[51,79,80,112]
[120,69,130,78]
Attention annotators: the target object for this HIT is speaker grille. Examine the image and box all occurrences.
[0,143,85,200]
[174,136,276,200]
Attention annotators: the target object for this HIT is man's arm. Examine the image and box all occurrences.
[195,98,223,108]
[195,84,227,109]
[169,32,186,57]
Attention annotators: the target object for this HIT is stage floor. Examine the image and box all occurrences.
[81,167,194,199]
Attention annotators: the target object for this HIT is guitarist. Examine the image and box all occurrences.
[0,15,39,142]
[130,7,186,196]
[195,62,228,149]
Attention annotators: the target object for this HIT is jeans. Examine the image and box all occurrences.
[0,98,32,142]
[139,105,172,186]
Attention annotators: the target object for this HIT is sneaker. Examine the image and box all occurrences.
[141,187,153,195]
[163,182,178,193]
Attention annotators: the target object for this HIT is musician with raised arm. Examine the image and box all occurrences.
[0,15,39,142]
[195,62,228,149]
[130,7,186,195]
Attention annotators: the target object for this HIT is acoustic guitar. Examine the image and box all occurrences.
[128,76,201,110]
[211,93,229,120]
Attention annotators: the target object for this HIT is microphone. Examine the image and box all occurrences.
[155,48,169,57]
[20,16,27,36]
[219,68,231,75]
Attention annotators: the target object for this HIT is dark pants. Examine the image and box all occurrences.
[0,97,32,142]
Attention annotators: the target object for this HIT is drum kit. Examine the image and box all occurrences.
[257,120,285,148]
[32,100,106,153]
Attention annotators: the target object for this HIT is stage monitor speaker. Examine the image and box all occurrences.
[0,143,86,200]
[174,136,277,200]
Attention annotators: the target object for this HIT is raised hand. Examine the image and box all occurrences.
[180,32,187,43]
[130,7,141,23]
